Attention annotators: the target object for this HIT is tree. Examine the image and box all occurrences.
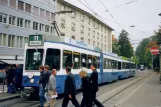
[112,35,120,54]
[118,29,134,58]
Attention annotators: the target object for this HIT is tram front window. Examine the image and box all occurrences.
[45,49,61,70]
[25,49,44,70]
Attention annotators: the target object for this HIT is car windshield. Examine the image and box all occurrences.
[25,49,44,70]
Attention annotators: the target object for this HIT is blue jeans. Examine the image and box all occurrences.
[39,84,45,107]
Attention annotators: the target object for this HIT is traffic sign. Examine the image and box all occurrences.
[150,46,159,55]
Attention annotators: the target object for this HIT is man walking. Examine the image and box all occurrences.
[45,69,57,107]
[62,66,80,107]
[90,64,104,107]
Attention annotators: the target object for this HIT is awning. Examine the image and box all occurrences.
[0,60,24,64]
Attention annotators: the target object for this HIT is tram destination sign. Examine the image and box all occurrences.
[28,35,43,46]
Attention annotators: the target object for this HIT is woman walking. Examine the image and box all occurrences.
[79,68,92,107]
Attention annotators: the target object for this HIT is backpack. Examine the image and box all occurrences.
[8,83,16,93]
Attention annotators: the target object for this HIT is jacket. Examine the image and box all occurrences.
[46,74,56,91]
[89,69,98,92]
[64,72,77,96]
[81,76,91,97]
[39,71,51,88]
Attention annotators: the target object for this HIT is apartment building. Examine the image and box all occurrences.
[56,0,113,52]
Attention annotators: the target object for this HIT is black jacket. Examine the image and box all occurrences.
[64,72,77,96]
[39,71,51,88]
[81,76,91,97]
[89,69,98,92]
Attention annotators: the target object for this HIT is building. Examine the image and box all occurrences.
[56,0,113,52]
[0,0,113,66]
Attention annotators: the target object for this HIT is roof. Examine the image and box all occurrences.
[57,0,114,31]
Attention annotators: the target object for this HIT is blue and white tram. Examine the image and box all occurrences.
[22,35,135,96]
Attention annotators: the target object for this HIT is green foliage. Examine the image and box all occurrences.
[112,41,120,55]
[118,29,134,58]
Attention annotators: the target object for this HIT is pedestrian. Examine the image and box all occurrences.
[62,66,80,107]
[38,65,46,107]
[14,64,23,91]
[6,65,15,90]
[44,69,57,107]
[79,68,92,107]
[89,64,104,107]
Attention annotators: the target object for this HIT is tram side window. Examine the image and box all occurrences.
[81,53,87,68]
[45,49,60,70]
[73,52,80,69]
[108,59,112,69]
[118,62,121,70]
[104,58,107,69]
[87,55,93,69]
[97,57,100,69]
[63,50,72,68]
[93,56,97,67]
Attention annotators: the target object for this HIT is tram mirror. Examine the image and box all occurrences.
[82,59,85,63]
[33,52,41,61]
[75,58,78,62]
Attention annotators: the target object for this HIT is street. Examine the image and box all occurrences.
[1,71,160,107]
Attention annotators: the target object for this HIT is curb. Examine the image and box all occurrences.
[0,94,20,102]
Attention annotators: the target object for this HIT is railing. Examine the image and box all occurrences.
[0,70,6,93]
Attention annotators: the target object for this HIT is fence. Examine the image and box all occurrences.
[0,70,6,93]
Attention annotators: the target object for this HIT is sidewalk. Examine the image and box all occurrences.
[121,73,161,107]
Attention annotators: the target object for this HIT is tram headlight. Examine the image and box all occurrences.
[30,79,34,83]
[28,73,34,79]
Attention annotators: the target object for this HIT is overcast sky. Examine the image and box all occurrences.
[65,0,161,50]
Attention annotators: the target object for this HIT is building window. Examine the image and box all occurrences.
[18,0,24,10]
[93,20,95,27]
[105,45,106,51]
[17,18,23,27]
[61,33,65,36]
[71,22,75,31]
[88,28,90,36]
[9,15,16,25]
[93,30,95,38]
[61,5,65,11]
[101,35,103,41]
[16,36,23,48]
[34,6,39,16]
[25,20,30,28]
[88,17,90,24]
[105,36,106,42]
[8,35,15,47]
[97,23,99,29]
[33,22,38,30]
[40,8,45,18]
[39,24,44,31]
[25,37,28,43]
[101,25,103,31]
[88,39,90,44]
[72,35,75,40]
[93,41,95,46]
[51,13,55,20]
[97,42,99,48]
[61,19,65,28]
[80,14,85,22]
[25,3,31,13]
[45,25,50,32]
[97,33,99,39]
[101,44,103,50]
[46,11,50,20]
[80,25,84,34]
[81,37,84,42]
[10,0,16,8]
[0,13,7,23]
[71,11,76,18]
[105,28,106,33]
[0,33,7,46]
[51,27,54,34]
[102,26,104,32]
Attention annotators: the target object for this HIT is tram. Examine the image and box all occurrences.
[22,34,136,96]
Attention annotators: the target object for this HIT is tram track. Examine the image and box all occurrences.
[1,71,151,107]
